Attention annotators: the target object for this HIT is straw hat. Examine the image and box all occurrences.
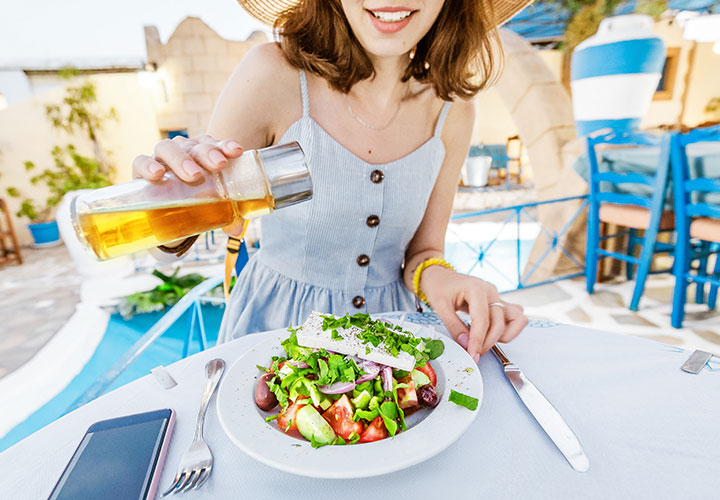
[238,0,533,28]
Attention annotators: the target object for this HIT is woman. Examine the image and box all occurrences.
[133,0,531,361]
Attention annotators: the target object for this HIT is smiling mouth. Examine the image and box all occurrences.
[368,9,416,23]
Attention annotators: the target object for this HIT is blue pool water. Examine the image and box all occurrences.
[1,227,537,452]
[0,305,225,452]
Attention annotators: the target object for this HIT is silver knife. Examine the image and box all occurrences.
[492,345,590,472]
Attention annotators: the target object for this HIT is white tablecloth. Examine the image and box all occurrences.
[2,315,719,499]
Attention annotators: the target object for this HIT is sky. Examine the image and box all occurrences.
[0,0,270,68]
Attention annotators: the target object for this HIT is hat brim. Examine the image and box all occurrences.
[239,0,534,29]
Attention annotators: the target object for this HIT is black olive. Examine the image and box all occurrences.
[417,384,440,408]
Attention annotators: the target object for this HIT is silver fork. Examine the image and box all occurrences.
[161,358,225,496]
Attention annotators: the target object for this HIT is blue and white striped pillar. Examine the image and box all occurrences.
[571,15,666,137]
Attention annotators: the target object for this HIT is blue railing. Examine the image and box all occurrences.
[68,274,224,411]
[449,195,589,292]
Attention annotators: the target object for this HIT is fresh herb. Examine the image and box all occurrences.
[256,364,270,373]
[424,339,445,359]
[348,431,361,445]
[310,435,329,448]
[286,418,293,432]
[265,414,279,422]
[331,329,343,340]
[449,390,479,411]
[464,367,474,373]
[335,436,347,445]
[391,381,407,431]
[320,313,436,366]
[393,369,409,379]
[291,444,302,447]
[379,401,399,436]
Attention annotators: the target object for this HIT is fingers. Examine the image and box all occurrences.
[498,302,528,343]
[153,138,204,182]
[132,154,166,180]
[151,136,244,183]
[480,305,507,355]
[432,300,470,348]
[185,137,244,173]
[466,292,489,363]
[222,218,247,238]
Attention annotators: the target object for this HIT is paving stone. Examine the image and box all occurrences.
[691,330,720,346]
[589,291,626,308]
[642,286,674,303]
[503,283,572,307]
[683,308,720,322]
[611,314,658,327]
[566,306,591,323]
[643,334,685,346]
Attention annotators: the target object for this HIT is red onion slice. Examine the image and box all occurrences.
[381,366,393,393]
[318,381,356,394]
[355,365,381,384]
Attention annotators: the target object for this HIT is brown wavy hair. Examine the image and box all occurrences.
[276,0,501,101]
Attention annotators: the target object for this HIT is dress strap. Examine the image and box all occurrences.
[299,70,310,118]
[433,101,452,138]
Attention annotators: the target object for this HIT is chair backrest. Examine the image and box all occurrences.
[670,125,720,222]
[585,129,669,210]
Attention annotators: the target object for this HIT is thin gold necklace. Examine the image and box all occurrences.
[344,93,402,131]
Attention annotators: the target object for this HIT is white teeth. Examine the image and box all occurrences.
[371,10,412,22]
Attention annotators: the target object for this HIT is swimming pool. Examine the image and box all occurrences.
[1,223,539,451]
[0,305,224,452]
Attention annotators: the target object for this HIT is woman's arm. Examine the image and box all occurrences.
[132,42,301,237]
[403,99,528,361]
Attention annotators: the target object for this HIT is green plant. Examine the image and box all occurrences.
[8,71,116,223]
[45,67,117,172]
[7,146,112,222]
[119,268,209,319]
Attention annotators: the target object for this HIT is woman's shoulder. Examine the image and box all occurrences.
[228,42,299,94]
[220,42,303,141]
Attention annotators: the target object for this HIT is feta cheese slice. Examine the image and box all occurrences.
[295,311,416,371]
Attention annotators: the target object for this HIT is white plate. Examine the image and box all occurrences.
[216,325,483,478]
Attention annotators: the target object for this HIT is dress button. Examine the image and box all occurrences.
[352,296,366,308]
[356,254,370,267]
[370,170,384,184]
[366,215,380,227]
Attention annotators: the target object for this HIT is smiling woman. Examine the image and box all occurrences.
[276,0,500,100]
[133,0,532,367]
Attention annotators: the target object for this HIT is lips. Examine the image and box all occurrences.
[367,7,416,34]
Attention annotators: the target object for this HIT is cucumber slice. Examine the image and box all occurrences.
[351,390,372,410]
[295,405,336,445]
[319,397,332,411]
[411,368,431,388]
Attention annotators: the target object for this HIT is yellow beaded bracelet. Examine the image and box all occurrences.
[412,257,455,305]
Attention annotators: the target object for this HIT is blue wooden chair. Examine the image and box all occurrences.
[669,126,720,328]
[585,129,675,310]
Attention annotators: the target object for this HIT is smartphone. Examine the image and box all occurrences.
[48,408,175,500]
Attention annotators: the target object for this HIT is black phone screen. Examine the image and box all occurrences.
[48,409,172,500]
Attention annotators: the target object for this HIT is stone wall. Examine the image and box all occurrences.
[144,17,267,138]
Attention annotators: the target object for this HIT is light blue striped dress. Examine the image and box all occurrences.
[218,70,450,342]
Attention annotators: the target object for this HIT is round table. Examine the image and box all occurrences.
[1,314,718,499]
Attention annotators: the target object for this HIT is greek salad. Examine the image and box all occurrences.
[254,312,447,447]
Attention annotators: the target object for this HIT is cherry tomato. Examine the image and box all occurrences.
[322,395,364,440]
[359,416,388,442]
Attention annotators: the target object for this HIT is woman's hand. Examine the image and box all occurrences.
[132,134,244,181]
[420,265,528,362]
[131,134,246,236]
